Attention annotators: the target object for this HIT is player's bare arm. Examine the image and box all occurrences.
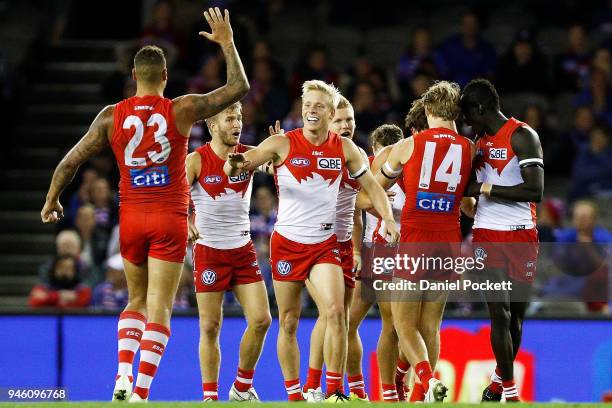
[343,137,399,242]
[467,127,544,202]
[186,152,202,242]
[224,135,289,176]
[41,105,114,223]
[173,8,249,135]
[352,208,364,275]
[460,139,477,217]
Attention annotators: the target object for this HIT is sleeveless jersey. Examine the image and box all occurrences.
[274,128,345,244]
[401,128,472,231]
[191,143,253,249]
[474,118,537,231]
[111,95,188,210]
[335,149,364,243]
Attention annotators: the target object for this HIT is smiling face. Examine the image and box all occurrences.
[329,106,356,139]
[209,104,243,147]
[302,90,335,133]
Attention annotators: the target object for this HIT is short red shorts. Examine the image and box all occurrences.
[119,206,187,265]
[270,231,341,282]
[338,239,356,288]
[472,228,539,283]
[192,241,262,292]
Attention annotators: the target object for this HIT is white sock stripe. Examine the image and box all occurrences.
[504,390,519,397]
[118,338,140,353]
[236,376,253,384]
[348,381,364,387]
[117,362,132,376]
[135,373,153,389]
[286,384,301,392]
[142,330,169,345]
[203,391,218,397]
[326,375,342,380]
[287,389,301,394]
[140,350,162,366]
[397,368,408,374]
[491,371,502,383]
[118,319,146,331]
[383,390,398,395]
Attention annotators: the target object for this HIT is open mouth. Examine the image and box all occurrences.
[306,115,319,123]
[341,131,351,137]
[232,131,240,138]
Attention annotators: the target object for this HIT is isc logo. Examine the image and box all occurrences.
[229,172,249,183]
[290,157,310,167]
[317,157,341,170]
[204,175,223,184]
[489,148,507,160]
[130,166,170,188]
[416,191,455,213]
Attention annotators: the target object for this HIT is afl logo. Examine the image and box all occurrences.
[201,269,217,285]
[474,247,487,260]
[204,175,223,184]
[277,260,292,276]
[290,157,310,167]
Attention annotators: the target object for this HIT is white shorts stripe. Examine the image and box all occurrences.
[118,338,140,353]
[142,330,169,345]
[118,319,146,331]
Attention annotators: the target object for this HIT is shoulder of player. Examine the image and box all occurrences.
[91,104,115,137]
[186,150,202,165]
[511,125,542,150]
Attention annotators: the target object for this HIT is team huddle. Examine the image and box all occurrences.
[40,7,544,404]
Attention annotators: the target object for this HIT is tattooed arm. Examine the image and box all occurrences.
[41,105,113,223]
[173,8,250,136]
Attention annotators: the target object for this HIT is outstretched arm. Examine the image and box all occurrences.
[173,8,249,133]
[223,135,287,176]
[468,127,544,202]
[41,105,113,223]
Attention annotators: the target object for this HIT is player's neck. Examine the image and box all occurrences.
[210,137,235,159]
[485,111,509,136]
[303,127,329,145]
[135,85,164,97]
[427,117,457,132]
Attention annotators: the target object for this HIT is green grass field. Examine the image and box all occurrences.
[0,403,610,408]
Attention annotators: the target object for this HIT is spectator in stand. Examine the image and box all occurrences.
[92,253,128,310]
[75,204,109,278]
[523,104,569,175]
[29,255,92,308]
[289,45,338,98]
[435,11,497,86]
[397,27,438,91]
[240,100,260,145]
[568,106,595,147]
[496,29,549,94]
[352,81,388,137]
[537,198,564,243]
[90,177,116,232]
[281,98,303,131]
[569,123,612,202]
[250,57,290,125]
[140,0,185,67]
[187,54,223,94]
[574,68,612,126]
[67,168,97,225]
[250,185,277,288]
[554,24,591,93]
[38,229,91,282]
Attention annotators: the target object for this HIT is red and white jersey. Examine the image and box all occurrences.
[274,128,345,244]
[401,128,472,231]
[474,118,537,231]
[191,143,253,249]
[335,147,367,243]
[111,95,188,210]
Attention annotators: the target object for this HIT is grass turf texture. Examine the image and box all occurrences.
[0,404,609,407]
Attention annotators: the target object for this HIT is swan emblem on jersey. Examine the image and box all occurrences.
[201,269,217,285]
[277,260,292,276]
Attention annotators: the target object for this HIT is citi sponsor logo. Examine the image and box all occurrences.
[317,157,341,170]
[204,175,223,184]
[290,157,310,167]
[489,148,507,160]
[130,166,170,188]
[229,172,249,183]
[416,191,455,213]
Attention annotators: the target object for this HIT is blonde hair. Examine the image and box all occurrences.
[301,80,341,110]
[405,98,428,133]
[422,80,461,121]
[204,102,242,132]
[336,95,352,110]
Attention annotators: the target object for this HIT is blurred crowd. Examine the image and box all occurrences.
[29,0,612,313]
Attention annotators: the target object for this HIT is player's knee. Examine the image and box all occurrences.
[490,305,511,327]
[249,313,272,333]
[418,320,440,341]
[326,302,346,328]
[279,313,299,336]
[200,318,221,339]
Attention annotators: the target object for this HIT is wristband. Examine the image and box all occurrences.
[480,183,493,198]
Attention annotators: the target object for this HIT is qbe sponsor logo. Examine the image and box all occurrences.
[416,191,455,213]
[290,157,310,167]
[277,260,292,276]
[201,269,217,285]
[130,165,170,188]
[317,157,342,170]
[489,148,507,160]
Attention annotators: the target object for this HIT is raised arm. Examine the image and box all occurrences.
[343,138,399,242]
[224,135,288,177]
[41,105,114,223]
[173,8,249,134]
[468,127,544,202]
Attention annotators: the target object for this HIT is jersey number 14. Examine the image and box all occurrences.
[418,142,462,192]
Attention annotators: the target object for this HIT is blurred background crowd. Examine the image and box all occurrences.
[0,0,610,315]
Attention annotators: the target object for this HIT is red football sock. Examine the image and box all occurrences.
[414,361,433,392]
[202,382,218,401]
[234,367,254,392]
[503,380,520,401]
[326,371,343,396]
[410,381,425,402]
[347,374,366,399]
[133,323,170,400]
[395,359,410,401]
[285,379,304,401]
[382,383,398,402]
[116,311,146,380]
[303,367,322,391]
